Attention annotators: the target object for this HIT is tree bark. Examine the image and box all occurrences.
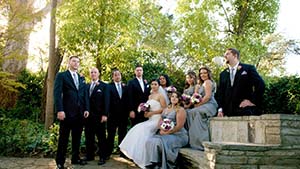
[1,0,51,74]
[45,0,61,129]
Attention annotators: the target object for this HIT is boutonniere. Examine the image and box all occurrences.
[95,81,100,86]
[121,83,126,87]
[226,69,229,72]
[237,65,242,71]
[144,79,148,84]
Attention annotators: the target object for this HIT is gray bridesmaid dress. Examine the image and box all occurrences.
[145,110,188,169]
[186,82,218,150]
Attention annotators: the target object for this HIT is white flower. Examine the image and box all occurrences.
[212,56,225,66]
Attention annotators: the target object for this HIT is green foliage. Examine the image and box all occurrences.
[56,0,174,81]
[263,75,300,114]
[1,70,43,121]
[0,71,25,108]
[0,118,47,156]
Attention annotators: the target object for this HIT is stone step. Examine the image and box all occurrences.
[178,142,300,169]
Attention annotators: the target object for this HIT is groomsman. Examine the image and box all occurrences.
[217,48,265,117]
[54,56,89,169]
[127,64,150,127]
[105,69,129,158]
[84,67,108,165]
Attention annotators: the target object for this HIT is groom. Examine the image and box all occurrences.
[127,64,150,127]
[217,48,265,117]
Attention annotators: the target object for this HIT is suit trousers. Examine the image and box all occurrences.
[84,116,107,159]
[56,118,83,165]
[106,117,128,156]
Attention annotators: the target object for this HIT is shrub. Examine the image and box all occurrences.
[263,75,300,114]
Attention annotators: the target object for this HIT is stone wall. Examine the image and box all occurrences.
[178,114,300,168]
[210,114,300,145]
[204,142,300,169]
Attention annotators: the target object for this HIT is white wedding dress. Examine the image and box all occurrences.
[119,99,162,168]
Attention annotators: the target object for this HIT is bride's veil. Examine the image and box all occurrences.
[159,86,170,105]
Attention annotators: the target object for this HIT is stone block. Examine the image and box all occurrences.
[281,135,300,145]
[215,155,248,164]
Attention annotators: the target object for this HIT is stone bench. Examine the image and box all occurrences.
[178,114,300,169]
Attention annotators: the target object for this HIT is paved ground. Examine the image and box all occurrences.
[0,155,139,169]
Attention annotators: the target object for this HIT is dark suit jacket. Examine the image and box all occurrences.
[54,70,89,120]
[127,77,150,113]
[88,80,107,118]
[217,63,265,116]
[105,82,129,119]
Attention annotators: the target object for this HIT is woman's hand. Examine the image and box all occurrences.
[144,111,152,118]
[159,129,172,135]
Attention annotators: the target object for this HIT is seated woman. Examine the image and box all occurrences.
[145,91,188,169]
[187,66,218,150]
[119,79,167,168]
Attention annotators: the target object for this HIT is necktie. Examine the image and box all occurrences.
[139,79,144,92]
[73,73,79,89]
[89,82,95,96]
[117,83,122,98]
[230,68,235,86]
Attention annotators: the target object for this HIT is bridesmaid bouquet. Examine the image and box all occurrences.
[190,93,202,104]
[137,102,150,112]
[166,86,177,93]
[160,118,175,131]
[181,94,191,104]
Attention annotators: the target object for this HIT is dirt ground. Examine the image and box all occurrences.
[0,155,139,169]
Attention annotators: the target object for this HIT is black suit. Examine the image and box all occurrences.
[127,77,150,126]
[217,63,265,116]
[54,70,89,165]
[105,82,129,157]
[84,80,108,160]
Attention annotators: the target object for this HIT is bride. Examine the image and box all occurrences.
[119,79,167,168]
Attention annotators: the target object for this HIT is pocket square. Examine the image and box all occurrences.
[97,89,102,92]
[241,71,247,75]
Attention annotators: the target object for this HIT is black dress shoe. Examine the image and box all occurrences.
[56,164,64,169]
[98,158,105,165]
[71,159,87,165]
[83,156,94,161]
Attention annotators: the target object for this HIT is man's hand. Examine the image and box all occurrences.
[217,112,224,117]
[239,99,255,108]
[129,111,135,118]
[101,115,107,123]
[84,111,89,118]
[57,111,65,120]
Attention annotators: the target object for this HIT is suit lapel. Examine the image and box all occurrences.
[66,71,77,90]
[134,78,144,93]
[233,64,243,85]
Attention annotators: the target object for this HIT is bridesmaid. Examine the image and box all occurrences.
[182,71,198,109]
[187,66,218,150]
[145,91,188,169]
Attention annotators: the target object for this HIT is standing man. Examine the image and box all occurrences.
[217,48,265,117]
[54,56,89,169]
[105,69,129,158]
[84,67,108,165]
[127,64,150,126]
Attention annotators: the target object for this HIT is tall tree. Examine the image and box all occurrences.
[44,0,63,129]
[56,0,174,81]
[175,0,280,76]
[0,0,50,74]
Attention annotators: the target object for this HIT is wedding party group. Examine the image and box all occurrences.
[53,48,265,169]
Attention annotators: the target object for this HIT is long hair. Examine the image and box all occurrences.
[168,91,182,110]
[184,71,197,89]
[159,74,171,87]
[198,66,213,85]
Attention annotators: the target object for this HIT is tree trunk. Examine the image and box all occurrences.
[45,0,61,129]
[1,0,51,74]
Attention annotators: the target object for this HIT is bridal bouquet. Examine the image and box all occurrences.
[165,86,177,93]
[137,102,150,112]
[160,118,175,131]
[181,93,191,104]
[190,93,202,104]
